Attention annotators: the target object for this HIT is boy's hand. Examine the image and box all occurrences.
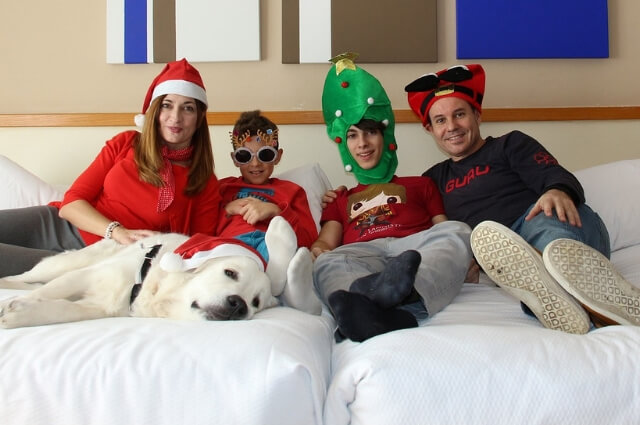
[226,198,281,225]
[321,186,347,208]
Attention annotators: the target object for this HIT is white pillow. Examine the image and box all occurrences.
[574,159,640,252]
[276,162,332,230]
[0,155,65,209]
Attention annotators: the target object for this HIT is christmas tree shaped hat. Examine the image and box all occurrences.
[321,53,398,184]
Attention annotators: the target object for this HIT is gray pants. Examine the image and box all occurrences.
[0,206,85,277]
[313,221,472,318]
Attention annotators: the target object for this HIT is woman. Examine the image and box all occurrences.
[0,59,220,277]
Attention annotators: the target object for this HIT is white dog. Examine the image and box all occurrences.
[0,216,321,329]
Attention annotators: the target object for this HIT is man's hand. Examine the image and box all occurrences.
[225,198,281,225]
[321,185,347,208]
[465,259,480,283]
[525,189,582,227]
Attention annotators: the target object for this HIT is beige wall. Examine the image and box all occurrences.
[1,1,639,113]
[1,1,639,188]
[2,120,640,189]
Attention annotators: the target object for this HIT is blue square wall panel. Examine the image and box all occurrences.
[456,0,609,59]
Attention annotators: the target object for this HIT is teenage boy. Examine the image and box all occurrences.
[311,54,472,342]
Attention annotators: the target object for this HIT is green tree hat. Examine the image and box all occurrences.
[321,53,398,184]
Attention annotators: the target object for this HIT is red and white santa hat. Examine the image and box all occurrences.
[159,234,266,273]
[134,58,208,127]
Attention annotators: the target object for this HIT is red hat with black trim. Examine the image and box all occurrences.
[134,58,208,126]
[405,64,485,127]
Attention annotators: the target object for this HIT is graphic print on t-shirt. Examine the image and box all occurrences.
[347,183,406,235]
[233,187,275,203]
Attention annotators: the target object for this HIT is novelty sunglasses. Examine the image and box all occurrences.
[232,146,279,164]
[404,65,472,92]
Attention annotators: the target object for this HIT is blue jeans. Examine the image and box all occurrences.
[234,230,269,262]
[511,203,611,258]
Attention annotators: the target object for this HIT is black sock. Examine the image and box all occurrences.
[328,290,418,343]
[349,250,421,309]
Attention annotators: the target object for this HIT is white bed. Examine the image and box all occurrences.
[0,157,336,425]
[324,159,640,425]
[1,155,639,425]
[0,299,334,425]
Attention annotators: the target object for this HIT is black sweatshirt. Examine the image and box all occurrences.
[424,130,584,229]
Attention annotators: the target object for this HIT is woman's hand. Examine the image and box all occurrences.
[110,226,158,245]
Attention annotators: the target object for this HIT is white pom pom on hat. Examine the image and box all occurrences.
[134,58,208,127]
[159,252,186,272]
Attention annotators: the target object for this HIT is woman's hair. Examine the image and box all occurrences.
[134,95,215,196]
[232,110,279,148]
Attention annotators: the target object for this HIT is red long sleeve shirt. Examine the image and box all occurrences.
[53,130,221,245]
[217,177,318,248]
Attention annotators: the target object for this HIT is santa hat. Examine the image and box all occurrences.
[134,58,208,127]
[405,64,485,127]
[321,52,398,185]
[159,234,266,273]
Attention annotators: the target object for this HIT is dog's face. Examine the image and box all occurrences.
[151,255,278,321]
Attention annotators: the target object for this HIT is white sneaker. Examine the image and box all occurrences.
[471,221,590,334]
[543,238,640,327]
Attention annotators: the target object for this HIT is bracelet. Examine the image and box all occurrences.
[104,221,121,240]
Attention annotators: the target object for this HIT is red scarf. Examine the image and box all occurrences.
[157,145,194,212]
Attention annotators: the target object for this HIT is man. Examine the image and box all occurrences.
[405,64,640,333]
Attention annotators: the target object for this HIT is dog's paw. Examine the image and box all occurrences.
[281,247,322,315]
[0,297,33,329]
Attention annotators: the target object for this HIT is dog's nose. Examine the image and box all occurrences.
[225,295,248,319]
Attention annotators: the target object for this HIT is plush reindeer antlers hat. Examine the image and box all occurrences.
[405,64,485,126]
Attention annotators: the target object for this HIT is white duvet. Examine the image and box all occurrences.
[0,289,335,425]
[325,252,640,425]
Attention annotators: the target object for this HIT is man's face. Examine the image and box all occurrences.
[425,97,484,161]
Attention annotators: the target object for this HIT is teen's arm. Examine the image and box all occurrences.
[310,220,343,258]
[431,214,447,225]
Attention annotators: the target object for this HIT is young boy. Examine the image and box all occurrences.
[312,54,473,342]
[218,110,321,314]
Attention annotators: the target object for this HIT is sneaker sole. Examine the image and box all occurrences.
[543,238,640,327]
[471,221,590,334]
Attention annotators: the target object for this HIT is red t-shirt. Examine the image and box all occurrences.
[217,177,318,248]
[53,130,221,245]
[321,176,445,244]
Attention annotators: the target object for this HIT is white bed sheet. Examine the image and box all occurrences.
[325,281,640,425]
[0,289,335,425]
